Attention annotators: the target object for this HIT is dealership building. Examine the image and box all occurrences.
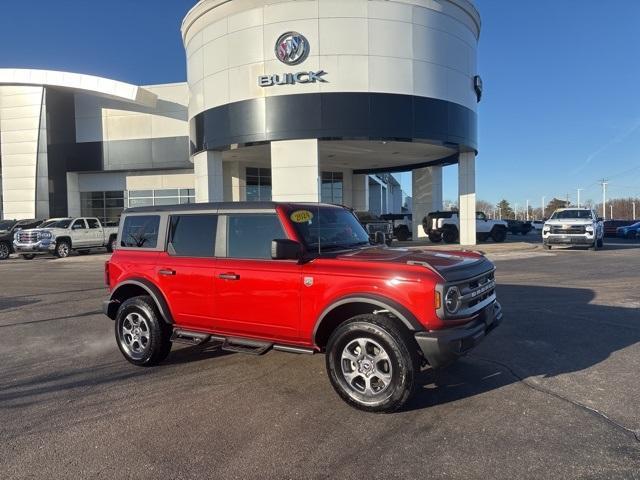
[0,0,481,243]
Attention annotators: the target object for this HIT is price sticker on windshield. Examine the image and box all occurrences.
[290,210,314,223]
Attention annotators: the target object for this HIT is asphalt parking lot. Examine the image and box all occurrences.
[1,240,639,479]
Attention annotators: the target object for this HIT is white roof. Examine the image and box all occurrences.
[0,69,157,107]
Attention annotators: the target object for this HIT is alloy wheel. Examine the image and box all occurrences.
[120,312,151,359]
[340,337,393,398]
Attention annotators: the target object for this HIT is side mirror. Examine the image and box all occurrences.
[271,239,302,261]
[374,231,386,245]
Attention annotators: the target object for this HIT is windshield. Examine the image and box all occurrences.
[289,207,371,251]
[550,210,593,220]
[0,220,16,231]
[40,219,73,229]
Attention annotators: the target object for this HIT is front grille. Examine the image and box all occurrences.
[366,223,391,234]
[442,269,496,319]
[550,225,586,235]
[18,231,38,243]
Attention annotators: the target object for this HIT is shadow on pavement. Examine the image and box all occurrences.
[407,284,640,411]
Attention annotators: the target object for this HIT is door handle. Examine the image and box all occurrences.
[218,273,240,281]
[158,269,176,276]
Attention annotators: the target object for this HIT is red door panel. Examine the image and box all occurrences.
[155,252,216,331]
[213,259,302,341]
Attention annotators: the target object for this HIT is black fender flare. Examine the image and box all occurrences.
[107,278,174,324]
[312,294,423,345]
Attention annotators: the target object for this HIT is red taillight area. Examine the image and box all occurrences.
[104,261,111,288]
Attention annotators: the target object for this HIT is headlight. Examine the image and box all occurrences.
[39,231,52,239]
[585,225,594,232]
[444,286,462,314]
[543,225,550,232]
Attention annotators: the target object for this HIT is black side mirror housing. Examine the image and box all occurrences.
[271,239,302,261]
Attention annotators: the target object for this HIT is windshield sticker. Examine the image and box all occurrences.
[290,210,314,223]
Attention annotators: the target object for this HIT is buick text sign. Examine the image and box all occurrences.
[258,70,328,87]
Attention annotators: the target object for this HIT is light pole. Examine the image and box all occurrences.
[634,202,637,220]
[577,188,583,208]
[526,199,530,221]
[600,180,608,220]
[610,204,613,220]
[541,196,546,220]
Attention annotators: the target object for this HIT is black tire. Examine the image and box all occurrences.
[395,227,410,242]
[544,244,552,250]
[0,242,10,260]
[428,232,442,243]
[442,228,458,244]
[106,236,117,253]
[477,233,489,242]
[55,240,71,258]
[325,314,420,413]
[491,227,507,243]
[115,295,172,367]
[22,254,36,260]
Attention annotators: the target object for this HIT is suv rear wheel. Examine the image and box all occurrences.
[491,227,507,243]
[442,227,458,244]
[325,314,419,413]
[428,232,442,243]
[115,295,172,366]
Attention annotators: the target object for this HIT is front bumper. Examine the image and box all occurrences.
[415,301,503,369]
[543,234,594,245]
[13,240,56,254]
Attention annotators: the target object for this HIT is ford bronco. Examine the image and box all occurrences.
[104,202,502,412]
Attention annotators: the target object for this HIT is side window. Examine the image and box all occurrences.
[87,218,100,229]
[227,214,285,260]
[72,219,87,230]
[168,214,217,257]
[121,215,160,248]
[476,212,487,221]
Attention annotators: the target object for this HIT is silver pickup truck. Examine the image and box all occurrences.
[13,217,119,259]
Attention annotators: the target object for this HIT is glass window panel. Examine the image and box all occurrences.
[105,191,124,199]
[154,189,179,198]
[86,218,100,229]
[168,215,217,257]
[105,198,124,208]
[154,197,180,206]
[129,190,153,198]
[226,214,284,259]
[129,198,154,207]
[121,215,160,248]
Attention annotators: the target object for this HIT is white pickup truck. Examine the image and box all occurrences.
[13,217,119,259]
[422,211,509,244]
[542,208,604,251]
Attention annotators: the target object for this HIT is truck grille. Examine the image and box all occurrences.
[366,223,391,234]
[18,231,38,243]
[442,269,496,319]
[550,225,586,235]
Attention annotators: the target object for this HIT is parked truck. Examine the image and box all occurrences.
[13,217,118,259]
[422,211,508,244]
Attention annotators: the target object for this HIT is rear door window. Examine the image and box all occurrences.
[226,214,285,260]
[168,214,217,257]
[121,215,160,248]
[87,218,100,229]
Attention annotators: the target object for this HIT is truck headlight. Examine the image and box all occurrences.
[445,286,462,314]
[39,231,52,239]
[585,225,594,233]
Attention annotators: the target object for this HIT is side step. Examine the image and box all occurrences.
[171,329,211,345]
[222,338,273,356]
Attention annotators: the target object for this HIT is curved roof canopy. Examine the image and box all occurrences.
[0,68,157,107]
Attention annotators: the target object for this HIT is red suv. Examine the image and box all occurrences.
[104,202,502,412]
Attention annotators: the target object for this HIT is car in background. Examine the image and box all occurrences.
[616,221,640,239]
[543,208,604,251]
[356,212,394,246]
[380,213,413,242]
[530,220,544,233]
[604,220,634,238]
[13,217,119,259]
[423,211,508,244]
[0,219,43,260]
[506,220,533,235]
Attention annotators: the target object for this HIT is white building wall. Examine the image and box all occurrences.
[183,0,480,119]
[271,139,319,202]
[0,86,47,219]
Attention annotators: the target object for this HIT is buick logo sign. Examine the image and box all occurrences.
[275,32,309,66]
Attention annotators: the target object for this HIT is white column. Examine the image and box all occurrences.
[412,166,443,239]
[458,152,477,245]
[66,172,81,217]
[193,151,223,203]
[341,169,353,207]
[352,174,369,211]
[271,139,319,202]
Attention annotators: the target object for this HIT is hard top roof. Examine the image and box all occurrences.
[123,201,347,214]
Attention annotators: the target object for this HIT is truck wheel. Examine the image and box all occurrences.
[428,232,442,243]
[442,228,458,244]
[55,240,71,258]
[326,314,419,413]
[477,233,489,242]
[395,227,410,242]
[0,242,10,260]
[106,236,117,253]
[115,296,172,367]
[491,228,507,243]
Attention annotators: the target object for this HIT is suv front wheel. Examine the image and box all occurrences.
[115,296,172,366]
[326,315,419,413]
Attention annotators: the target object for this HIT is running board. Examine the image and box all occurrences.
[171,329,211,345]
[222,338,272,355]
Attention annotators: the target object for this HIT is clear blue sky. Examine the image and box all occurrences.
[1,0,638,208]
